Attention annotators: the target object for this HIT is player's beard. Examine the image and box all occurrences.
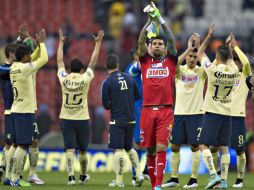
[153,50,162,58]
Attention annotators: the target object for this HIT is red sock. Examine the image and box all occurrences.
[147,155,156,189]
[155,151,166,187]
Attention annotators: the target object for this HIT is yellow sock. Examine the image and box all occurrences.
[79,153,88,175]
[114,151,124,185]
[202,149,216,175]
[191,150,200,179]
[127,149,141,177]
[221,154,230,180]
[66,152,75,176]
[237,153,246,179]
[5,146,16,179]
[29,147,39,176]
[170,152,180,178]
[212,151,220,172]
[12,147,26,182]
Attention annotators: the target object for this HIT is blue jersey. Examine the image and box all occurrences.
[126,62,143,100]
[102,71,140,125]
[0,63,13,111]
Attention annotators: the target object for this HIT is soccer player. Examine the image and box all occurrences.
[102,54,144,188]
[211,34,252,188]
[57,29,103,185]
[9,29,48,186]
[163,34,205,188]
[126,47,149,186]
[138,4,177,190]
[0,44,17,181]
[197,23,239,189]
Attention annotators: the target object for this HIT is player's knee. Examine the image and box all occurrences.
[190,144,199,152]
[236,149,244,156]
[147,147,156,156]
[210,146,219,153]
[171,144,180,152]
[66,148,75,153]
[156,144,167,152]
[30,139,38,147]
[199,144,208,151]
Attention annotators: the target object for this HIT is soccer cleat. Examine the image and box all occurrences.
[143,169,150,181]
[3,178,12,186]
[28,174,45,184]
[233,178,244,188]
[161,177,180,188]
[79,174,90,184]
[0,165,5,181]
[108,180,124,188]
[153,185,162,190]
[183,178,198,188]
[204,174,220,189]
[135,175,144,187]
[67,175,76,185]
[132,177,136,187]
[215,180,227,189]
[12,179,32,187]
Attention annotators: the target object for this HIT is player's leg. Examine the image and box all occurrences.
[124,124,144,187]
[140,107,157,189]
[199,113,221,189]
[28,120,44,184]
[11,113,34,186]
[183,114,203,188]
[61,119,77,185]
[154,107,174,190]
[77,120,90,184]
[163,115,186,187]
[0,114,12,181]
[210,146,220,174]
[231,117,246,188]
[108,124,125,187]
[216,116,232,189]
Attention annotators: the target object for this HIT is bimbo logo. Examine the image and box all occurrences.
[182,75,198,83]
[146,67,169,78]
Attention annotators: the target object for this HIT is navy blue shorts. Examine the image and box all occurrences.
[171,114,203,145]
[61,119,90,151]
[4,114,16,145]
[231,116,246,151]
[109,123,134,150]
[199,112,232,146]
[12,113,36,145]
[134,100,142,143]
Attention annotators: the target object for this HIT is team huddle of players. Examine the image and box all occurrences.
[0,2,253,190]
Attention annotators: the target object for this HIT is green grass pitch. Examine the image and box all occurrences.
[1,172,254,189]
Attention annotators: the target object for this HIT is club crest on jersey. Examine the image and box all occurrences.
[146,65,169,78]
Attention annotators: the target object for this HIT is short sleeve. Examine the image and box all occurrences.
[57,67,68,82]
[201,57,214,72]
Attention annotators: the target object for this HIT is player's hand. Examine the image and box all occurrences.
[93,30,104,43]
[187,35,195,50]
[58,29,67,43]
[144,2,161,18]
[226,32,233,45]
[208,22,215,36]
[18,23,30,40]
[36,29,46,43]
[230,33,237,48]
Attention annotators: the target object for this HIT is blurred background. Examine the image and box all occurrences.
[0,0,254,173]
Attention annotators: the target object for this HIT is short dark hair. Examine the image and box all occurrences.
[217,45,229,62]
[149,36,167,46]
[5,43,17,59]
[105,54,119,70]
[15,44,31,61]
[70,59,84,73]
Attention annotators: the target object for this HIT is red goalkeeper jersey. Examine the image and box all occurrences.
[140,52,177,106]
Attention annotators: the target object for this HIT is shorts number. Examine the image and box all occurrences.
[197,127,202,140]
[119,80,128,90]
[65,93,83,105]
[33,123,39,133]
[12,80,18,98]
[238,135,244,145]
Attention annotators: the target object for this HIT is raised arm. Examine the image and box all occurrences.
[231,34,252,76]
[88,30,104,70]
[138,18,151,57]
[197,23,215,61]
[57,29,66,70]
